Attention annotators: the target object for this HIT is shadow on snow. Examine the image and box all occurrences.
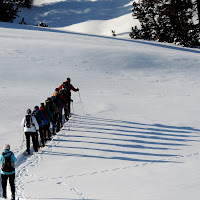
[45,114,199,163]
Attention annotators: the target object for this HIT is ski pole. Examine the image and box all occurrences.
[72,101,75,123]
[22,133,25,146]
[78,91,85,115]
[68,115,71,131]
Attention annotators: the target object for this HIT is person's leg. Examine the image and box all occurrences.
[1,174,8,198]
[35,131,40,148]
[56,114,60,132]
[64,107,69,121]
[31,132,38,152]
[9,174,15,200]
[25,132,30,154]
[68,100,71,117]
[44,125,49,141]
[47,123,51,140]
[51,118,56,135]
[39,127,45,147]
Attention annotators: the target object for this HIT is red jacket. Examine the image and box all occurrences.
[58,81,78,96]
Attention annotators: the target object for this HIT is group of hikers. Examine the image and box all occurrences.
[0,77,79,200]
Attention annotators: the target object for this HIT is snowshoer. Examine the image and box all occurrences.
[45,97,59,135]
[39,103,51,142]
[32,106,48,147]
[0,144,17,200]
[60,83,70,121]
[52,88,67,131]
[58,77,79,117]
[21,109,39,155]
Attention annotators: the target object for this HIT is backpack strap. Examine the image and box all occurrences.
[2,152,12,157]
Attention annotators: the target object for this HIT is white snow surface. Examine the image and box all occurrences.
[1,2,200,199]
[14,0,140,37]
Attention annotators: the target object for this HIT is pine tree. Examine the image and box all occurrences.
[195,0,200,26]
[131,0,200,47]
[19,0,33,8]
[0,0,19,23]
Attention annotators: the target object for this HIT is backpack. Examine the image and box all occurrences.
[1,152,15,172]
[60,88,68,99]
[62,82,70,92]
[24,115,33,128]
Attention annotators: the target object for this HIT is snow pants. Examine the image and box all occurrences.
[39,127,45,147]
[1,173,15,200]
[25,132,38,153]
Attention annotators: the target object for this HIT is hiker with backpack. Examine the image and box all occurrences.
[39,103,52,142]
[60,82,70,121]
[40,102,53,141]
[58,77,79,117]
[52,88,67,131]
[32,106,48,148]
[21,109,39,155]
[45,97,59,135]
[0,144,17,200]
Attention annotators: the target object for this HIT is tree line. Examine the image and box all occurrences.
[0,0,33,23]
[130,0,200,47]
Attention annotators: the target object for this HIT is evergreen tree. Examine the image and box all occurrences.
[19,0,33,8]
[131,0,200,47]
[0,0,19,23]
[196,0,200,26]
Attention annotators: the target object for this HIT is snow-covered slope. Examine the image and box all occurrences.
[15,0,140,37]
[0,21,200,199]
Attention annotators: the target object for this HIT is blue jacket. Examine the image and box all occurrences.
[33,108,48,127]
[0,150,17,175]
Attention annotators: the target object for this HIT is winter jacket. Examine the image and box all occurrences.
[0,150,17,175]
[21,115,39,132]
[51,101,59,115]
[58,81,78,96]
[40,106,51,124]
[33,108,48,127]
[52,94,67,114]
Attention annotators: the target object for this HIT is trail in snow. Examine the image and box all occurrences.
[1,21,200,199]
[14,114,200,199]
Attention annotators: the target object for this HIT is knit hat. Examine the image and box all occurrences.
[3,144,10,150]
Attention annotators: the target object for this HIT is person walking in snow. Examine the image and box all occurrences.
[40,103,52,141]
[0,144,17,200]
[52,88,67,131]
[58,77,79,117]
[32,106,48,147]
[21,109,39,155]
[45,97,59,135]
[60,82,70,121]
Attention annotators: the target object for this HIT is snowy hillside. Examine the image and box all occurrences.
[0,20,200,199]
[15,0,140,37]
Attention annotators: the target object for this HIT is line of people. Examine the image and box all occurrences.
[0,78,79,200]
[21,77,79,155]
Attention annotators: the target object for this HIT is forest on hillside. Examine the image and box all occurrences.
[0,0,199,47]
[130,0,200,47]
